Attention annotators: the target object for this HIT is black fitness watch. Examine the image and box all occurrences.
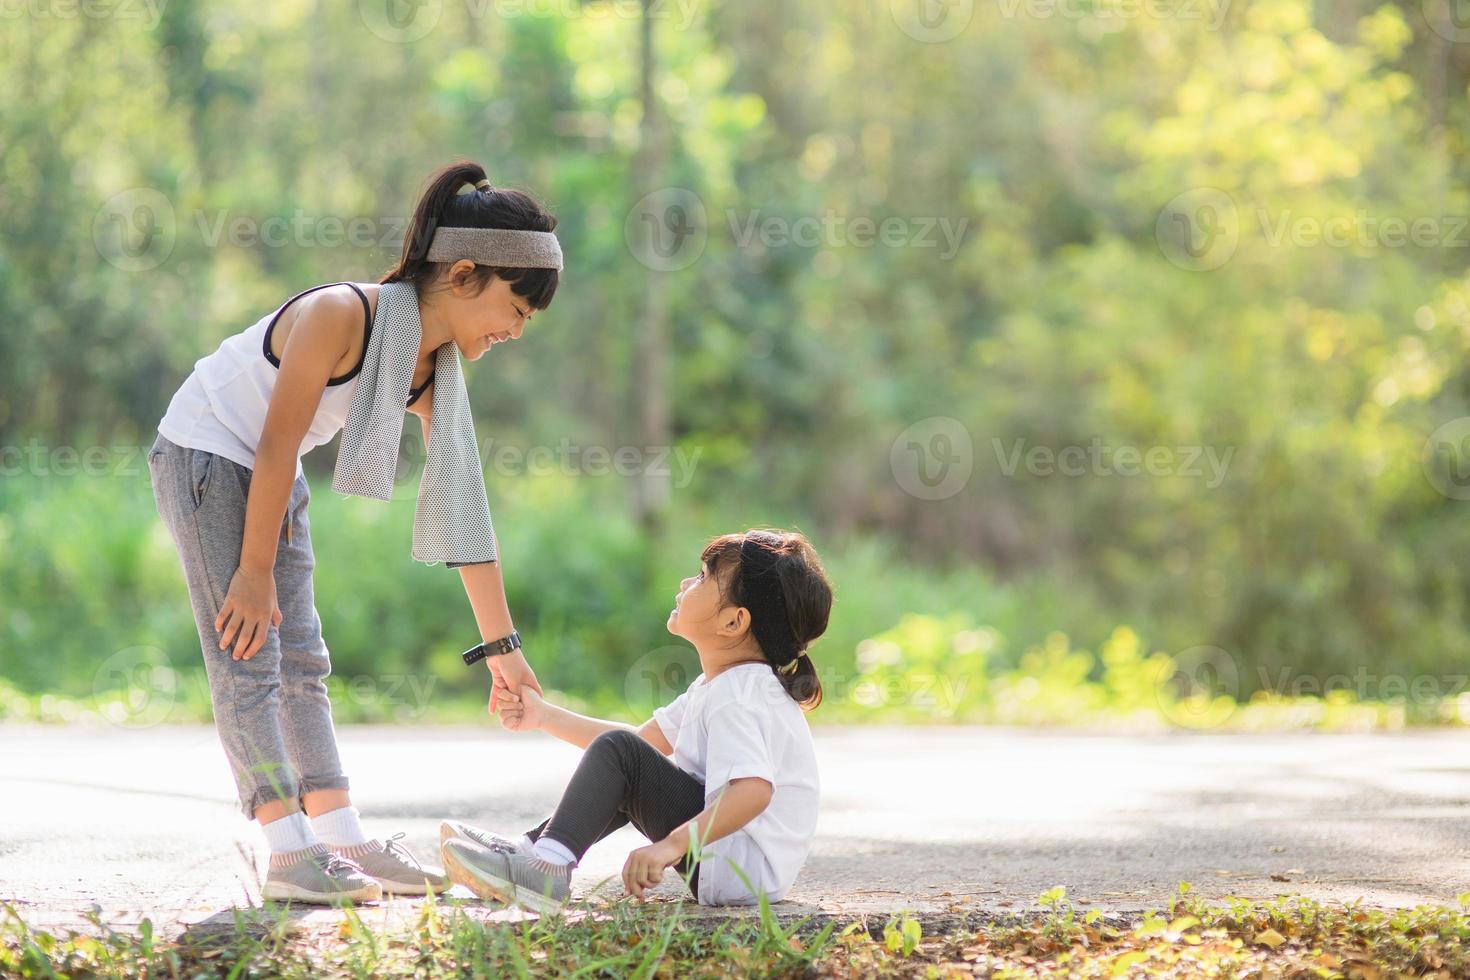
[462,630,522,666]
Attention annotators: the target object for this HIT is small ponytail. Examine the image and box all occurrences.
[382,160,560,309]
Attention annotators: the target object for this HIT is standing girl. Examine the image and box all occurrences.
[148,161,557,903]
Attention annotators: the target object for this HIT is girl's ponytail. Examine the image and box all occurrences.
[382,160,560,309]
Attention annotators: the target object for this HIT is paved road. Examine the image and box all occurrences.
[4,725,1470,935]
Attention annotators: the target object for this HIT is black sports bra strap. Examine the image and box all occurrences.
[262,281,373,386]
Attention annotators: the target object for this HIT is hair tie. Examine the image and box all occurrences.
[777,653,805,676]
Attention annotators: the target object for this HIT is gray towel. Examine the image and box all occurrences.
[331,280,497,565]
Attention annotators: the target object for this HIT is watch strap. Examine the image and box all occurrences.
[462,630,521,666]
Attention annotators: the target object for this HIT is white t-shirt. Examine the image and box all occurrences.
[652,663,819,905]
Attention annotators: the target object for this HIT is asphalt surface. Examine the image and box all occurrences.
[4,725,1469,936]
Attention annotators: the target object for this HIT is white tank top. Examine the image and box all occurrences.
[157,282,433,480]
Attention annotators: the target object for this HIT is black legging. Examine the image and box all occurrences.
[523,729,706,899]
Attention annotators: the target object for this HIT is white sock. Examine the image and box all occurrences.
[260,812,316,854]
[310,805,370,847]
[532,836,577,866]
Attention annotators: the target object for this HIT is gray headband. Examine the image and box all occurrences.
[425,226,564,271]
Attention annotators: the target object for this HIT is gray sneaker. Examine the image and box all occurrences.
[262,843,382,905]
[439,819,532,855]
[441,838,572,914]
[330,833,449,896]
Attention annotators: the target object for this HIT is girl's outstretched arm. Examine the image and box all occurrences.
[408,393,542,710]
[459,561,543,709]
[498,687,674,754]
[217,288,356,660]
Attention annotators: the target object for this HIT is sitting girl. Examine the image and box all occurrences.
[439,529,832,912]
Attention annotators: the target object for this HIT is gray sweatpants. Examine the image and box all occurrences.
[147,432,350,818]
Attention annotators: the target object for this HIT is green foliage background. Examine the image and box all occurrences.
[5,0,1470,723]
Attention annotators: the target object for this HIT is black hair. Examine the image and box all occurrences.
[700,529,833,710]
[381,159,559,309]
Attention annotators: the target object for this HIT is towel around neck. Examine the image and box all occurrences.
[330,280,498,565]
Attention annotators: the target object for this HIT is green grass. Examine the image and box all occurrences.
[7,885,1470,978]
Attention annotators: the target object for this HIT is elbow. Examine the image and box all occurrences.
[256,431,301,463]
[733,776,774,815]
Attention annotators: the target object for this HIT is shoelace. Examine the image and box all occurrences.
[316,850,363,879]
[382,832,424,871]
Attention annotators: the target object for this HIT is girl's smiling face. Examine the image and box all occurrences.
[438,266,538,361]
[666,561,714,638]
[666,555,769,673]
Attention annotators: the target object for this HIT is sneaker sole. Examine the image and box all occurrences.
[438,821,468,849]
[440,843,567,915]
[261,880,382,905]
[375,876,447,897]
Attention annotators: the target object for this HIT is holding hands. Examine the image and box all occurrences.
[486,648,543,715]
[495,684,545,732]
